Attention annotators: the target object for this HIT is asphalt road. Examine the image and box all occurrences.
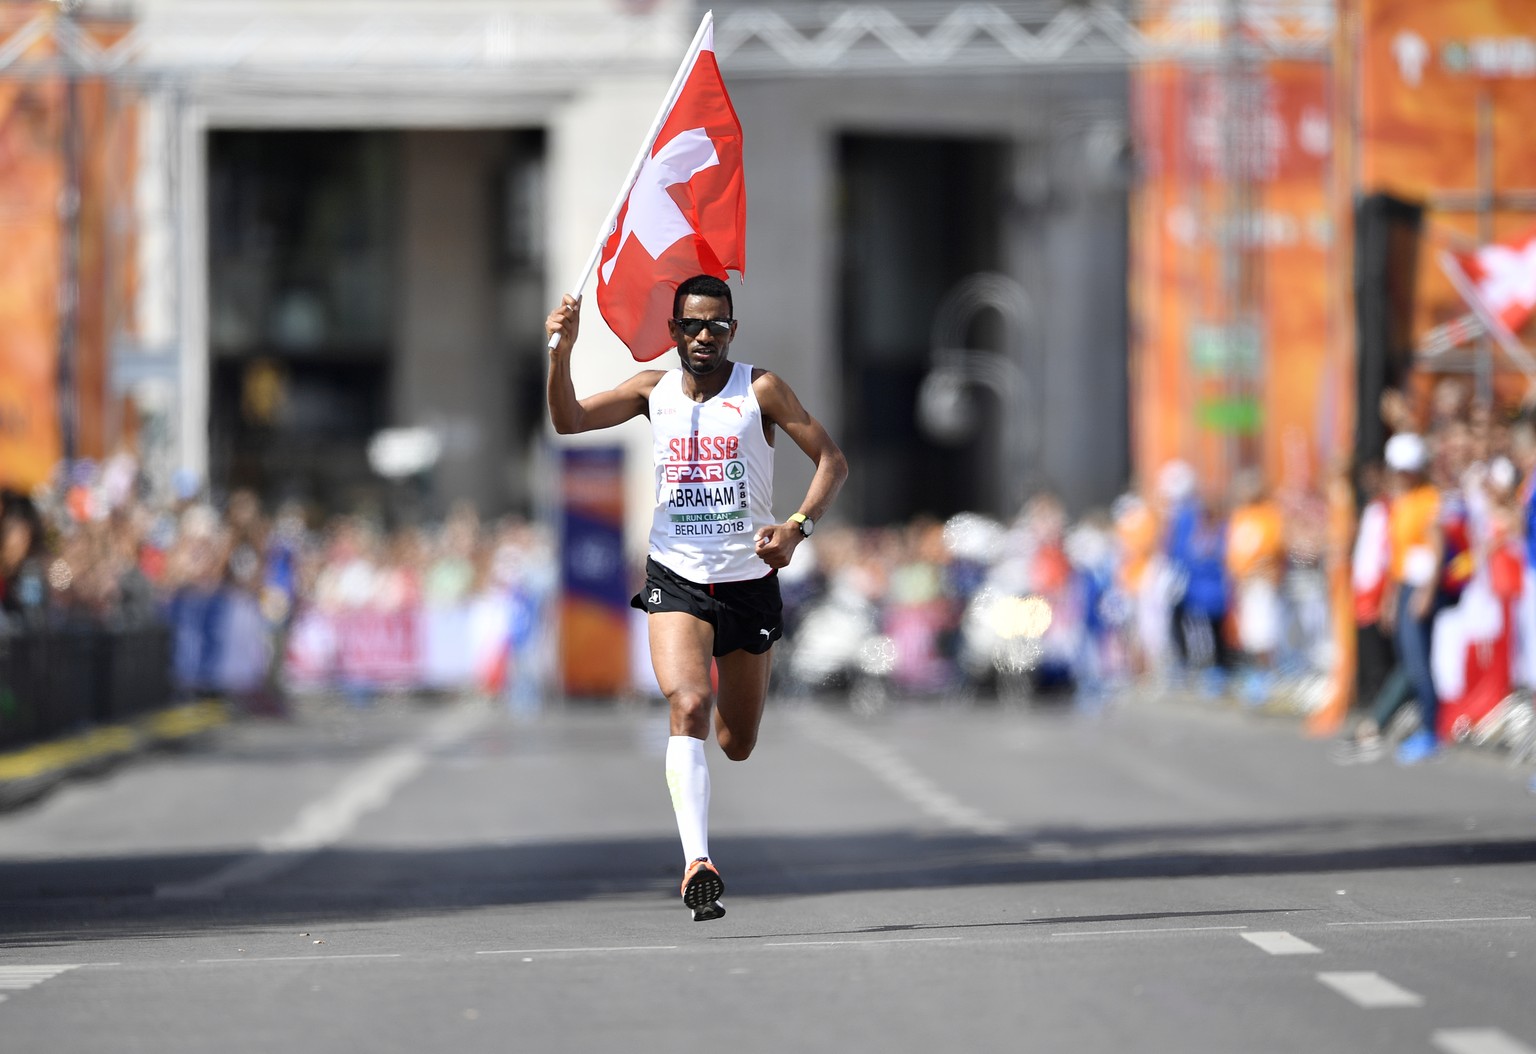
[2,689,1535,1054]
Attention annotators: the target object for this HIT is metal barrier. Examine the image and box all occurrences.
[0,621,173,752]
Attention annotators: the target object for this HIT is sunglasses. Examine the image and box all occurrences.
[671,317,734,337]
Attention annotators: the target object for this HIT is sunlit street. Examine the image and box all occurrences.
[3,691,1534,1053]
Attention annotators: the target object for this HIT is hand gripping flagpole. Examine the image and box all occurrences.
[547,10,716,351]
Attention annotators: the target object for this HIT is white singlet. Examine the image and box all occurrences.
[648,361,775,583]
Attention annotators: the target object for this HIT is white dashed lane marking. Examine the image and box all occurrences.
[765,937,961,948]
[198,954,403,964]
[1327,916,1533,928]
[1434,1029,1536,1054]
[1051,925,1247,939]
[477,946,678,956]
[790,710,1008,836]
[0,965,85,1003]
[1316,971,1425,1008]
[1240,931,1321,956]
[157,702,489,899]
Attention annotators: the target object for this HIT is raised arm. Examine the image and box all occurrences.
[750,369,849,568]
[545,294,660,435]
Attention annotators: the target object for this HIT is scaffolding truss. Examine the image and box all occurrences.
[715,2,1331,75]
[0,3,1333,82]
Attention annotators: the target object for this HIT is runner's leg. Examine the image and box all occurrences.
[714,647,773,761]
[651,612,717,864]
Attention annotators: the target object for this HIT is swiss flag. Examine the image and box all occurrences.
[1443,224,1536,340]
[596,23,745,361]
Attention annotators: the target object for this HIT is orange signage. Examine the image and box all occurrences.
[1353,0,1536,387]
[0,75,64,490]
[0,6,137,492]
[1130,56,1337,494]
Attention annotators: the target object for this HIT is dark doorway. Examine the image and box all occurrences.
[837,134,1010,525]
[207,130,397,511]
[206,128,547,520]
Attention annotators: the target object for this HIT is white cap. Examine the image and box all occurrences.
[1157,459,1196,501]
[1384,433,1427,473]
[1490,456,1518,491]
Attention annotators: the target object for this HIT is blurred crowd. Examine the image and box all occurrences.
[3,378,1535,788]
[775,377,1535,780]
[0,454,558,715]
[1330,380,1536,768]
[772,465,1336,714]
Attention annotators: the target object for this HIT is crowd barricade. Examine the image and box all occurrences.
[0,620,173,751]
[283,593,539,697]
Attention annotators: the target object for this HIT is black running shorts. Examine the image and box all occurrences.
[630,556,783,657]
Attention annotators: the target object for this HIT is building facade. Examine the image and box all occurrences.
[55,0,1140,551]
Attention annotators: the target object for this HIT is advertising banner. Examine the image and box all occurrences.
[0,6,137,491]
[1353,0,1536,379]
[558,446,631,698]
[1130,52,1336,490]
[0,75,64,489]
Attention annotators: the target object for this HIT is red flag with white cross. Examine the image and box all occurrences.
[1439,224,1536,374]
[595,20,745,361]
[1443,225,1536,340]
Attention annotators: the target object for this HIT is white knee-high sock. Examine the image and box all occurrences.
[665,735,710,864]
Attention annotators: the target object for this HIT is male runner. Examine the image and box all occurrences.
[545,274,848,921]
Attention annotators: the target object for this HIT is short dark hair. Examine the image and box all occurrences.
[673,274,733,317]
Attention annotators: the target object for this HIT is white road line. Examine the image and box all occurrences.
[197,954,403,963]
[1327,916,1533,928]
[764,937,961,947]
[1051,925,1248,938]
[1240,931,1321,955]
[1316,971,1425,1008]
[790,710,1008,836]
[156,702,489,900]
[1433,1028,1536,1054]
[476,946,679,956]
[0,964,84,999]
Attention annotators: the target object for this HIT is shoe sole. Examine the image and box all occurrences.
[682,866,725,920]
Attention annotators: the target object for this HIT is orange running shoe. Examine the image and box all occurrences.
[680,857,725,922]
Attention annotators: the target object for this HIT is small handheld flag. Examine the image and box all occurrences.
[1438,224,1536,374]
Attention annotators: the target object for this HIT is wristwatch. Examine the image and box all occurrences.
[789,512,815,537]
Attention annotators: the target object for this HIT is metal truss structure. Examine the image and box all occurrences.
[0,2,1333,82]
[715,2,1332,76]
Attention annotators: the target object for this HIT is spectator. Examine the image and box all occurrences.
[1226,469,1286,702]
[1351,460,1394,717]
[1158,460,1200,675]
[1511,416,1536,692]
[1181,498,1233,692]
[0,490,48,622]
[1383,432,1445,765]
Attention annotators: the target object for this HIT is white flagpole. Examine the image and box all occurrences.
[547,9,716,350]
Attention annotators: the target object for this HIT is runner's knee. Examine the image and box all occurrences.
[717,726,755,761]
[669,689,713,734]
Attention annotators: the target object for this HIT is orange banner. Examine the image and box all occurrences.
[0,6,137,492]
[0,73,64,490]
[1354,0,1536,387]
[1130,57,1337,494]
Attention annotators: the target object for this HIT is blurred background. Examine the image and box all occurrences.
[1,0,1534,755]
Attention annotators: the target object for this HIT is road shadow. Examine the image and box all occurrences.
[1,817,1534,948]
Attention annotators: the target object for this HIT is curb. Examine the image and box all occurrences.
[0,701,231,810]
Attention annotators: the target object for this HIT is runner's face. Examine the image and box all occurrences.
[671,294,735,376]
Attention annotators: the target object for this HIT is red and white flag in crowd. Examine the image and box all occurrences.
[1440,225,1536,353]
[593,15,745,361]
